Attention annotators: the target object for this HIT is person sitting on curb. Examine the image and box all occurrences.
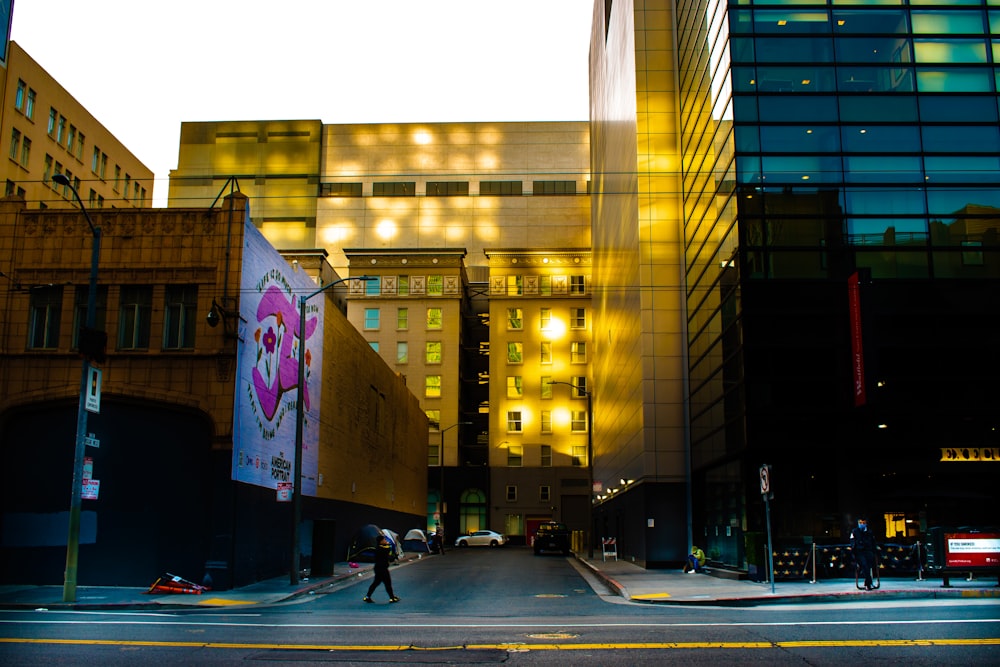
[683,545,706,573]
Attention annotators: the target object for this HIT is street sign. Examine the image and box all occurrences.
[82,479,100,500]
[276,482,292,502]
[85,367,102,414]
[759,464,772,496]
[84,433,100,448]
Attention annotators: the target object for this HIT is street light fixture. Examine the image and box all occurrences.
[290,274,377,585]
[52,173,101,602]
[438,421,472,536]
[547,380,594,559]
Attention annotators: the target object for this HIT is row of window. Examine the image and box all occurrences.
[14,80,37,121]
[505,407,589,435]
[504,443,588,468]
[28,284,197,352]
[503,485,555,503]
[46,106,86,163]
[489,274,588,297]
[8,128,31,168]
[320,180,580,197]
[732,8,1000,37]
[363,275,461,297]
[363,306,443,330]
[506,307,588,330]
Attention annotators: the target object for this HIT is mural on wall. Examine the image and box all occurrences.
[232,218,324,496]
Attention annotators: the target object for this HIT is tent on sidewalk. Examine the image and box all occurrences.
[346,524,383,563]
[381,528,404,560]
[402,528,430,553]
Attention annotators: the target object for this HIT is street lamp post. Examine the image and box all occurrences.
[438,421,471,540]
[290,275,377,585]
[53,174,101,602]
[548,380,594,559]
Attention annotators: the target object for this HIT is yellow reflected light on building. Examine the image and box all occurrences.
[376,219,398,240]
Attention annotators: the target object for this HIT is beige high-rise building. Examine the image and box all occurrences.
[1,42,152,209]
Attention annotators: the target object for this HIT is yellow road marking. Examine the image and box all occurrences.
[632,592,672,600]
[2,637,999,650]
[196,598,257,606]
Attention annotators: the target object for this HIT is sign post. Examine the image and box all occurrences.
[760,464,775,594]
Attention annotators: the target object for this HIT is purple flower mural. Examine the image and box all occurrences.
[251,285,318,420]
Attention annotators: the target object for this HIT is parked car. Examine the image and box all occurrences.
[455,530,506,547]
[533,521,571,555]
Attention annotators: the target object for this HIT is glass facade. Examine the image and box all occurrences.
[681,0,1000,559]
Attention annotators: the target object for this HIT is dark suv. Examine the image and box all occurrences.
[533,521,571,556]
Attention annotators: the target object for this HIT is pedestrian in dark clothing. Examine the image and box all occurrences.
[850,517,877,590]
[363,535,400,603]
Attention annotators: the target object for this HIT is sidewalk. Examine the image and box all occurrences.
[0,551,997,611]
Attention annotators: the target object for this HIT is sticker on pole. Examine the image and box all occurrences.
[276,482,292,502]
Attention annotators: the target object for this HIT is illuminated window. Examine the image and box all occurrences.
[428,275,443,296]
[571,341,587,363]
[507,342,523,364]
[541,341,552,364]
[397,307,408,329]
[540,276,552,296]
[507,376,523,398]
[540,411,552,433]
[396,341,408,364]
[507,275,522,295]
[507,445,523,467]
[572,445,587,467]
[364,308,380,329]
[571,411,588,433]
[571,376,588,397]
[507,411,522,432]
[540,377,553,399]
[426,341,442,364]
[425,375,442,398]
[427,307,442,329]
[541,445,552,466]
[571,308,586,329]
[426,410,440,430]
[398,276,409,296]
[539,308,551,329]
[507,308,523,330]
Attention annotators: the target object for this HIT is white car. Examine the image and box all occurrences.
[455,530,506,547]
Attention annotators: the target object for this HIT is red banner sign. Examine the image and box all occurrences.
[944,532,1000,568]
[847,272,866,407]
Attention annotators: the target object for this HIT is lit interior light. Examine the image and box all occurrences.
[801,79,811,85]
[749,79,756,85]
[777,20,787,26]
[806,129,813,134]
[801,175,810,180]
[877,423,888,429]
[837,20,845,26]
[859,129,867,134]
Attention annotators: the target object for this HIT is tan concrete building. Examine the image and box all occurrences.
[1,42,153,209]
[0,192,427,587]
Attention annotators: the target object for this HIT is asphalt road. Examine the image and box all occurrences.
[2,547,998,666]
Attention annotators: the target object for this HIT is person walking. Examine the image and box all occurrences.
[850,517,877,590]
[363,535,400,603]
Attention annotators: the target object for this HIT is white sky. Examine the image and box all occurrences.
[10,0,594,205]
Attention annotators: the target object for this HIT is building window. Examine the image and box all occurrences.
[570,275,586,295]
[426,181,469,196]
[572,445,587,467]
[365,278,380,296]
[398,275,409,296]
[369,341,379,352]
[507,308,523,330]
[541,377,553,399]
[479,180,522,196]
[99,153,107,179]
[9,128,20,161]
[507,445,523,467]
[76,132,85,160]
[396,341,409,364]
[533,180,576,195]
[163,285,197,350]
[540,411,552,434]
[67,126,77,155]
[540,341,552,364]
[124,174,131,200]
[571,341,587,364]
[506,485,517,502]
[364,308,380,329]
[319,182,362,197]
[14,80,25,111]
[47,108,57,135]
[28,286,62,349]
[427,275,443,296]
[539,485,551,502]
[118,285,152,350]
[57,116,67,144]
[539,307,551,330]
[541,445,552,466]
[113,165,121,192]
[73,286,108,350]
[426,375,442,398]
[571,410,588,433]
[507,275,522,295]
[571,376,588,397]
[373,181,414,196]
[91,147,100,173]
[507,411,522,432]
[426,341,442,364]
[507,376,523,398]
[540,276,552,296]
[571,307,586,329]
[397,307,408,329]
[426,307,442,329]
[426,409,440,431]
[507,341,523,364]
[25,89,36,120]
[20,138,31,168]
[429,443,441,467]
